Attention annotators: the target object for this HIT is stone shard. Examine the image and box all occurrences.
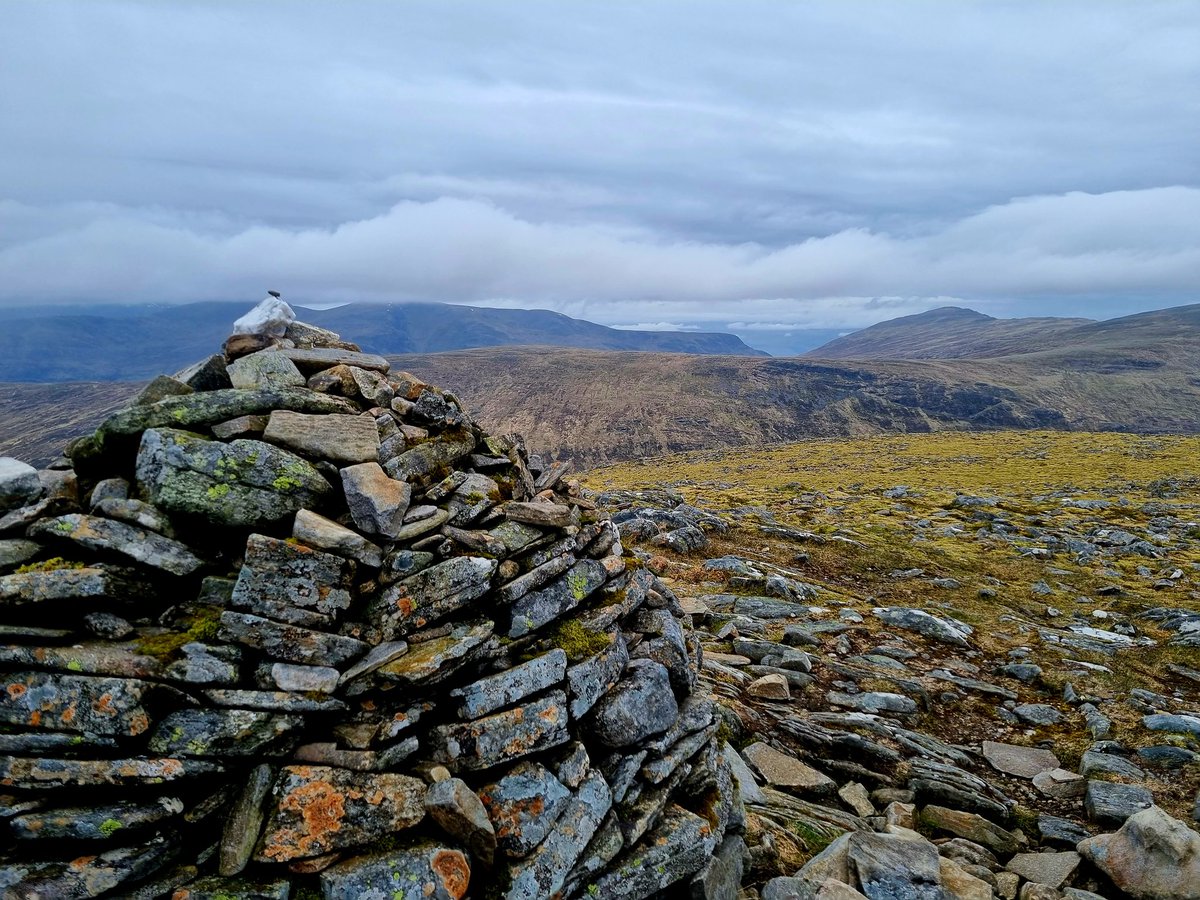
[451,649,567,719]
[505,558,608,638]
[341,461,412,538]
[255,766,426,862]
[219,763,276,876]
[425,777,497,867]
[136,427,331,527]
[232,532,355,620]
[218,611,368,667]
[369,556,498,637]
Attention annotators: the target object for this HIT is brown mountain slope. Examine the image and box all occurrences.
[390,346,1200,464]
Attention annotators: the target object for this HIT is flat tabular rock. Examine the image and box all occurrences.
[256,766,426,862]
[566,634,628,718]
[10,796,183,841]
[920,805,1021,854]
[0,565,144,608]
[262,410,379,464]
[341,461,411,538]
[589,659,679,749]
[451,649,567,719]
[872,607,972,646]
[148,708,301,757]
[1080,749,1146,782]
[431,691,570,771]
[0,756,222,789]
[982,741,1061,779]
[1085,780,1154,827]
[281,347,390,374]
[1006,851,1081,890]
[0,835,175,899]
[827,691,916,714]
[30,514,203,576]
[1079,806,1200,900]
[320,842,469,900]
[376,621,493,685]
[385,428,477,482]
[1033,768,1086,799]
[478,761,573,858]
[218,611,368,667]
[0,671,156,736]
[742,742,835,794]
[0,458,41,512]
[1144,712,1200,738]
[100,387,356,440]
[136,428,330,528]
[1013,703,1064,726]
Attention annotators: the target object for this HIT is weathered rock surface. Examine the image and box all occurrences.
[1079,806,1200,899]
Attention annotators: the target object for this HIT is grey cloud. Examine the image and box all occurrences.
[0,0,1197,326]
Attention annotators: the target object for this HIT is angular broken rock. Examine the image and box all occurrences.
[341,461,411,538]
[292,508,382,568]
[478,761,573,858]
[262,410,380,464]
[227,349,305,390]
[431,691,570,771]
[589,659,679,748]
[0,457,42,512]
[319,842,470,900]
[424,777,496,867]
[233,532,354,619]
[1078,805,1200,900]
[450,648,567,720]
[30,514,204,577]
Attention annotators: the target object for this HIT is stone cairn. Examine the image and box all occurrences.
[0,298,741,899]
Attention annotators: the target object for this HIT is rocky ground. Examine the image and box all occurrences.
[589,431,1200,898]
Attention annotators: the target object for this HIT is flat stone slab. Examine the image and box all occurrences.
[505,558,608,638]
[280,347,390,374]
[0,671,157,737]
[148,708,301,757]
[742,742,835,794]
[30,514,204,576]
[232,532,355,620]
[370,556,498,638]
[256,766,426,862]
[0,756,223,789]
[218,611,368,667]
[1006,851,1081,889]
[263,410,379,464]
[451,649,567,720]
[376,621,493,685]
[227,349,305,390]
[0,566,147,608]
[431,691,570,771]
[1085,780,1154,827]
[982,741,1061,779]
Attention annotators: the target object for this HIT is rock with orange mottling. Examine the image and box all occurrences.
[255,766,426,863]
[29,513,204,576]
[0,756,223,790]
[478,761,572,859]
[0,671,159,736]
[0,641,165,679]
[566,632,628,719]
[368,556,498,638]
[503,770,612,900]
[148,709,303,758]
[430,691,570,772]
[170,874,292,899]
[581,803,716,898]
[0,833,175,898]
[232,533,356,621]
[319,841,470,900]
[218,611,369,667]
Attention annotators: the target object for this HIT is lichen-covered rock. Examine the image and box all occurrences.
[319,842,470,900]
[425,777,497,866]
[369,556,498,637]
[505,558,608,638]
[0,671,157,736]
[262,409,380,464]
[479,761,573,858]
[136,427,331,527]
[255,766,426,862]
[232,532,355,620]
[1079,805,1200,900]
[30,513,204,576]
[148,709,302,757]
[226,348,305,390]
[431,691,571,771]
[450,648,567,719]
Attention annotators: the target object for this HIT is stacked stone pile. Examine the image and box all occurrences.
[0,298,740,899]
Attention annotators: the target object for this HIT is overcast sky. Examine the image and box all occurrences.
[1,1,1197,346]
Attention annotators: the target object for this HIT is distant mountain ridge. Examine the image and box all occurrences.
[0,300,766,381]
[805,306,1096,359]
